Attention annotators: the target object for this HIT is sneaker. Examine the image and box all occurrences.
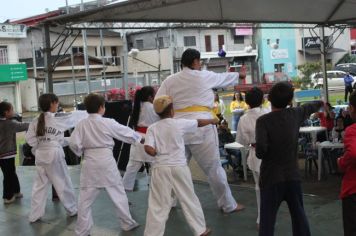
[3,196,16,204]
[15,192,23,198]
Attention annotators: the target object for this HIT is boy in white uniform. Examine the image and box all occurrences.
[155,48,245,213]
[25,93,88,222]
[68,94,142,236]
[236,87,269,228]
[143,95,215,236]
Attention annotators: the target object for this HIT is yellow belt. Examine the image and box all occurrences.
[175,106,219,121]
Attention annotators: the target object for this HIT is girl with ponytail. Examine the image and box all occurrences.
[123,86,159,191]
[25,93,88,222]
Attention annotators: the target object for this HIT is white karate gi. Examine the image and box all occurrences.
[123,102,160,191]
[236,107,268,224]
[68,114,142,236]
[155,67,239,212]
[25,111,88,222]
[144,118,206,236]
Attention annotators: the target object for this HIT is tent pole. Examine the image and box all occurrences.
[43,23,53,93]
[123,31,129,100]
[320,26,329,103]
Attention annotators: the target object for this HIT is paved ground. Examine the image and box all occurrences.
[0,165,344,236]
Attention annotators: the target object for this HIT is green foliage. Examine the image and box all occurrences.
[335,53,356,65]
[297,62,332,89]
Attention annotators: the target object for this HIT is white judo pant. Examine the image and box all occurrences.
[29,155,77,222]
[185,127,237,213]
[123,160,149,191]
[144,165,206,236]
[252,170,261,224]
[75,184,138,236]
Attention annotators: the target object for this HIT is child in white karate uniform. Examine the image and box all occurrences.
[123,86,159,191]
[143,95,215,236]
[68,93,142,236]
[25,93,88,222]
[236,87,269,229]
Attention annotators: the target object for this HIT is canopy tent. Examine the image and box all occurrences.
[43,0,356,101]
[47,0,356,25]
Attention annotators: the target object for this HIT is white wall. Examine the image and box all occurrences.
[19,79,38,111]
[0,38,22,113]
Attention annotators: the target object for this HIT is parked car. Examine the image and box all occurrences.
[334,63,356,76]
[311,70,356,90]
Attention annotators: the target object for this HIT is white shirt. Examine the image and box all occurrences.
[145,118,197,167]
[69,114,142,187]
[236,107,268,172]
[155,67,239,144]
[137,102,160,127]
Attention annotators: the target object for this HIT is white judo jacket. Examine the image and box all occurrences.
[69,114,142,188]
[25,111,88,165]
[236,107,268,172]
[156,68,239,144]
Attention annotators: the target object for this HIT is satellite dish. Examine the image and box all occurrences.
[244,45,253,53]
[128,48,139,58]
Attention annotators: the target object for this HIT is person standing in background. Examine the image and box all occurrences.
[230,91,248,132]
[0,102,29,204]
[344,72,354,102]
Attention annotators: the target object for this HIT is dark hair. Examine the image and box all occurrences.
[131,86,155,128]
[37,93,59,136]
[246,87,264,108]
[84,93,105,114]
[157,103,173,118]
[0,101,12,118]
[214,93,220,102]
[181,48,200,69]
[232,91,244,102]
[350,91,356,108]
[268,82,294,109]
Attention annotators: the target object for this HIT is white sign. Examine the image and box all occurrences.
[270,49,289,60]
[0,24,27,38]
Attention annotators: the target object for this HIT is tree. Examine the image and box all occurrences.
[297,62,332,89]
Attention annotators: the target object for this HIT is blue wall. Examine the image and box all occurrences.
[257,24,297,78]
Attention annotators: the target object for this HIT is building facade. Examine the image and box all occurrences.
[256,24,297,81]
[0,23,28,113]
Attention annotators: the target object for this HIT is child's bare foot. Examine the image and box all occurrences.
[200,228,212,236]
[226,204,245,214]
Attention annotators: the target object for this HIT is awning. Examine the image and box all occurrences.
[298,48,346,55]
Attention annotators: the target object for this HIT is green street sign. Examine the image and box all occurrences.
[0,64,28,82]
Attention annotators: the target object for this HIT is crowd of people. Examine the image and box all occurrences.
[0,48,356,236]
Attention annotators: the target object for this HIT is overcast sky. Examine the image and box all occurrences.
[1,0,91,22]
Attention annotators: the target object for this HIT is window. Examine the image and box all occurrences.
[136,39,144,50]
[205,35,212,52]
[0,46,8,64]
[218,35,225,50]
[35,49,42,58]
[72,47,83,54]
[94,47,98,57]
[184,36,196,47]
[234,35,245,44]
[158,37,164,48]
